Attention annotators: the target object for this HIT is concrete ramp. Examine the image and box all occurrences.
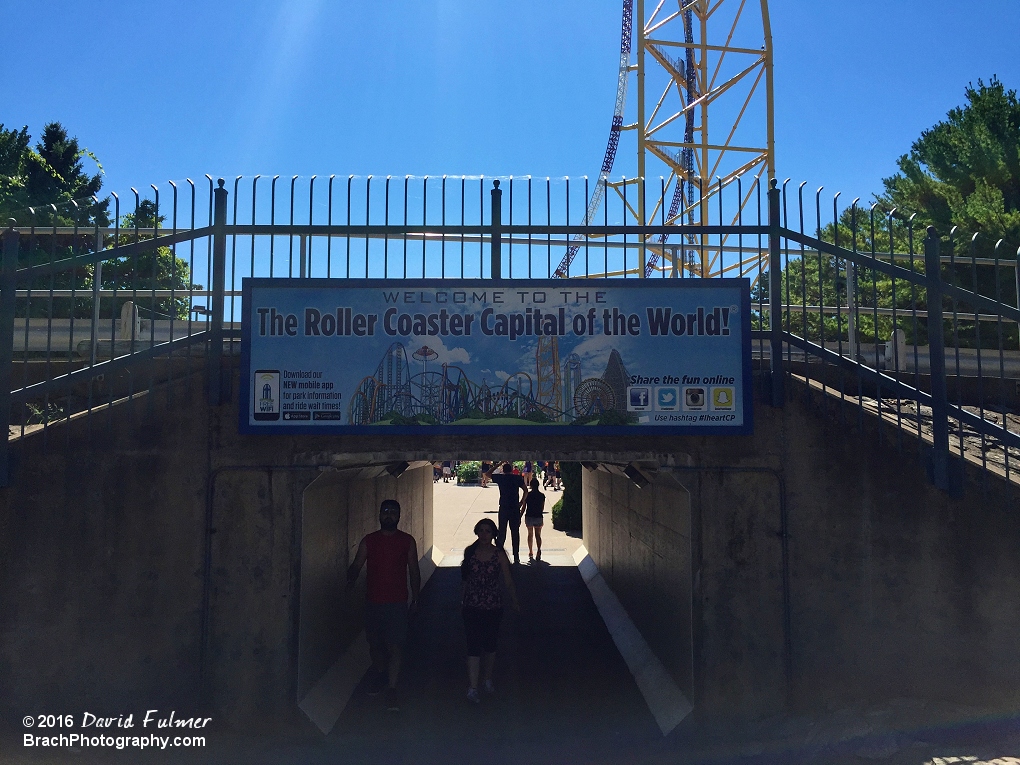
[299,545,444,734]
[574,545,693,735]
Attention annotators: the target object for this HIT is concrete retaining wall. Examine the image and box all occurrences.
[582,468,693,698]
[4,357,1019,728]
[0,367,433,727]
[579,380,1020,723]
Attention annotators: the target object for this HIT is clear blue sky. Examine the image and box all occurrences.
[3,0,1018,208]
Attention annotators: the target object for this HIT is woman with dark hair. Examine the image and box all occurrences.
[461,518,519,703]
[524,477,545,562]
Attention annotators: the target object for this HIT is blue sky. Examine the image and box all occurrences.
[3,0,1018,209]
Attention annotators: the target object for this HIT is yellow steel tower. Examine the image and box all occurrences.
[618,0,775,279]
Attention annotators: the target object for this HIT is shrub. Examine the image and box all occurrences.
[457,461,481,483]
[552,462,582,531]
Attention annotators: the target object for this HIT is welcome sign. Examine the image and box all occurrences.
[240,278,753,435]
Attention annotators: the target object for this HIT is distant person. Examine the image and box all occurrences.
[540,460,553,489]
[524,477,546,562]
[490,461,528,564]
[480,460,492,488]
[461,518,519,703]
[442,460,453,483]
[553,461,562,491]
[347,499,421,712]
[522,460,534,488]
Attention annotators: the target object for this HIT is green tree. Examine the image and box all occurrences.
[880,77,1019,251]
[769,79,1020,350]
[2,123,196,321]
[103,199,197,321]
[0,121,109,226]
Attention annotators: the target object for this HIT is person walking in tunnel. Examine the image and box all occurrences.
[347,499,421,712]
[490,461,528,564]
[522,460,534,490]
[461,518,519,703]
[524,477,546,562]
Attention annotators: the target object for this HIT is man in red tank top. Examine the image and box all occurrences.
[347,499,421,712]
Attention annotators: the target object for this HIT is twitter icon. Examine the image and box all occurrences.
[655,386,680,411]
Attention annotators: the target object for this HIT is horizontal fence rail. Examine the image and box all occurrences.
[2,175,1018,492]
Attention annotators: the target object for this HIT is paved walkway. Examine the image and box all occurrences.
[431,478,583,565]
[306,480,668,764]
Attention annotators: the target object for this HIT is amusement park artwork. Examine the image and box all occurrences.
[239,278,752,435]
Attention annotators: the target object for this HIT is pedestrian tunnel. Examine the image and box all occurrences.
[294,457,703,738]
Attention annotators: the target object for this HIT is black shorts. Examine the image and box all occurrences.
[462,606,503,656]
[365,602,408,647]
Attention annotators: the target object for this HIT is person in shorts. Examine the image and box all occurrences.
[524,477,546,562]
[522,460,534,488]
[347,499,421,712]
[480,460,492,488]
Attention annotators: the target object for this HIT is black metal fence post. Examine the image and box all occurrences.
[490,180,502,280]
[208,179,228,406]
[0,222,18,487]
[924,227,950,490]
[768,179,784,407]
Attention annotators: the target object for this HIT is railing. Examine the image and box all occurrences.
[2,175,1018,492]
[769,180,1020,490]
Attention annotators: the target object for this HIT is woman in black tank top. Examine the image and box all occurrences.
[460,518,519,702]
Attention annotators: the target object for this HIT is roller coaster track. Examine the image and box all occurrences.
[551,0,634,279]
[551,0,774,281]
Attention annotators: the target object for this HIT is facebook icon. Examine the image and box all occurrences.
[627,387,651,411]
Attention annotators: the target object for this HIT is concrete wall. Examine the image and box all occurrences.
[579,379,1020,723]
[582,468,693,698]
[0,366,433,728]
[4,356,1020,728]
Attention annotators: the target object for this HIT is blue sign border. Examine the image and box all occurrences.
[239,277,754,437]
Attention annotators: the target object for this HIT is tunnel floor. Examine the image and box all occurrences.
[325,560,666,764]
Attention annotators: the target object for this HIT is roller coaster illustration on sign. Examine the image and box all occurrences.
[346,343,634,426]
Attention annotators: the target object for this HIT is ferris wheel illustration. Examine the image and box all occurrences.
[573,378,616,418]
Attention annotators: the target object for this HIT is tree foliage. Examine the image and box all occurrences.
[2,123,196,320]
[0,122,109,227]
[880,77,1020,251]
[766,79,1020,351]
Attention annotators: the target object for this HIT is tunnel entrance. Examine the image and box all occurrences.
[294,454,694,737]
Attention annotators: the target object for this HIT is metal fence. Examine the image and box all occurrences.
[2,175,1018,491]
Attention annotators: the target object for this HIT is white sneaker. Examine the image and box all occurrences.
[467,687,480,704]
